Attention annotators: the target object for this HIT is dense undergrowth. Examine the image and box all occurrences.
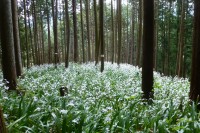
[0,62,199,133]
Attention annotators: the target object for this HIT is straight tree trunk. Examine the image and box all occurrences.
[40,4,45,64]
[72,0,78,62]
[33,0,39,65]
[177,0,185,77]
[28,7,35,65]
[99,0,104,72]
[126,1,129,63]
[11,0,23,76]
[189,0,200,105]
[167,1,172,74]
[129,1,135,65]
[175,0,181,75]
[85,0,91,61]
[46,0,52,64]
[142,0,154,100]
[111,0,114,64]
[117,0,122,65]
[114,0,118,62]
[52,0,59,67]
[65,0,70,67]
[23,0,29,68]
[94,0,99,65]
[153,0,158,70]
[80,0,85,63]
[136,0,143,67]
[60,8,64,63]
[0,0,17,90]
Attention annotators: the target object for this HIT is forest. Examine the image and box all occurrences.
[0,0,200,132]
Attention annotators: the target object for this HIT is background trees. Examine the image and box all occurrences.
[0,0,195,83]
[2,0,191,77]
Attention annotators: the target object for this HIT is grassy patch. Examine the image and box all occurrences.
[0,62,197,132]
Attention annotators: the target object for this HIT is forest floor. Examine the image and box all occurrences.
[0,62,199,132]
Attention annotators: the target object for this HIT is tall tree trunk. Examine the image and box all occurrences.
[23,0,29,68]
[111,0,114,64]
[175,0,181,75]
[94,0,99,65]
[114,0,118,62]
[80,0,85,63]
[65,0,70,68]
[117,0,122,65]
[177,0,185,77]
[46,0,52,64]
[72,0,78,62]
[163,9,167,75]
[85,0,91,61]
[129,1,135,65]
[167,1,172,74]
[33,0,39,65]
[11,0,23,76]
[136,0,143,66]
[28,7,34,66]
[189,0,200,107]
[40,4,45,64]
[60,7,64,63]
[126,0,129,63]
[0,0,17,90]
[52,0,59,67]
[153,0,158,70]
[142,0,154,100]
[99,0,104,72]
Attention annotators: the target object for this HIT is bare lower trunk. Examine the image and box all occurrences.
[0,107,7,133]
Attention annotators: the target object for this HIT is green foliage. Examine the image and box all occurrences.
[0,62,198,132]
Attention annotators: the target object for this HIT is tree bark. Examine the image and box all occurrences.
[94,0,99,65]
[52,0,59,67]
[189,0,200,105]
[28,5,35,66]
[40,4,45,64]
[23,0,30,68]
[85,0,91,61]
[80,0,85,63]
[72,0,78,62]
[11,0,23,76]
[117,0,122,65]
[0,0,17,90]
[177,0,185,77]
[153,0,158,70]
[65,0,70,68]
[136,0,143,67]
[111,0,114,64]
[0,107,7,133]
[99,0,104,72]
[129,1,135,65]
[142,0,154,100]
[33,0,39,65]
[46,0,52,64]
